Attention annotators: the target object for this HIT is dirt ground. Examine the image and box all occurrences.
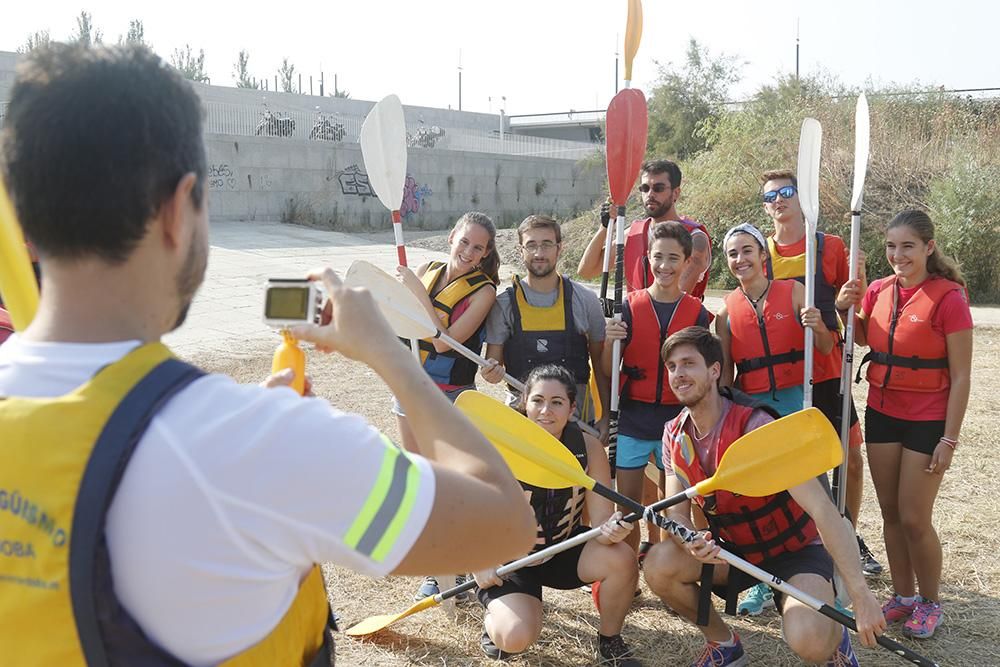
[189,318,1000,667]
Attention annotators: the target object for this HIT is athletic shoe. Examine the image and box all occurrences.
[824,627,859,666]
[690,634,748,667]
[598,633,641,666]
[481,629,518,661]
[737,583,774,616]
[882,594,917,624]
[903,598,944,638]
[413,576,440,601]
[453,574,471,603]
[637,541,652,569]
[857,536,884,576]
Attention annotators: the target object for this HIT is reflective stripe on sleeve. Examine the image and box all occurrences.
[344,434,422,562]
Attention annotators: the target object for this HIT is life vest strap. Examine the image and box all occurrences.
[70,357,205,667]
[855,349,949,384]
[735,349,804,373]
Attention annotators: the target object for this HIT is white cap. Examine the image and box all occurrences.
[723,223,767,251]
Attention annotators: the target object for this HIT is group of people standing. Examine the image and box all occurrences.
[1,44,972,667]
[400,157,973,666]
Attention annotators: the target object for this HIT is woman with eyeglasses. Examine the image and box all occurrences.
[474,364,639,665]
[760,168,884,580]
[839,210,973,639]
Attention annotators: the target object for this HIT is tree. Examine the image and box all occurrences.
[171,44,209,83]
[71,11,103,46]
[646,39,740,159]
[17,30,51,54]
[279,57,296,93]
[233,49,258,89]
[331,86,350,99]
[119,19,146,46]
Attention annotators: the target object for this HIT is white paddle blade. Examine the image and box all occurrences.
[796,118,822,229]
[850,93,871,211]
[360,95,408,211]
[344,260,437,340]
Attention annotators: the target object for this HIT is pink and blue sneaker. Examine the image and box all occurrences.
[882,594,917,623]
[903,598,944,638]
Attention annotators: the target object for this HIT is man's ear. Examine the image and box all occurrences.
[673,185,682,203]
[709,361,721,383]
[159,173,199,249]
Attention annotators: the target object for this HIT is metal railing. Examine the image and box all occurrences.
[0,100,603,160]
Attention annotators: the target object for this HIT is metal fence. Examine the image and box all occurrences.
[0,100,603,160]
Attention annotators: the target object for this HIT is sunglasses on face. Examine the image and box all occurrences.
[762,185,797,203]
[638,183,671,194]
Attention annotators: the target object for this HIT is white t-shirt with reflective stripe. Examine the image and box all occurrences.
[0,336,435,666]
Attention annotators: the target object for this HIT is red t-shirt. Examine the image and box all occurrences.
[768,233,849,382]
[860,277,973,420]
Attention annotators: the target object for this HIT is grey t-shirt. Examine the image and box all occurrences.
[486,276,606,409]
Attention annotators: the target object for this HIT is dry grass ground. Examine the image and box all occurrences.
[191,325,1000,667]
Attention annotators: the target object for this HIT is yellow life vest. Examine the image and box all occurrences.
[412,261,494,386]
[0,342,332,666]
[765,233,839,331]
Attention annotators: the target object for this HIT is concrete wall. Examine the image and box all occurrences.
[206,135,605,230]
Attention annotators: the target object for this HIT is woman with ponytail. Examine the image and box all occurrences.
[840,209,973,639]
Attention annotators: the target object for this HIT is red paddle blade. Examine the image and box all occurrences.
[606,89,649,205]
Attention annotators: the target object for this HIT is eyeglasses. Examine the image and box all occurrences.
[521,241,558,253]
[638,183,671,194]
[762,185,797,203]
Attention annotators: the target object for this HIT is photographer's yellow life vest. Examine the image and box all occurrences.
[0,342,333,666]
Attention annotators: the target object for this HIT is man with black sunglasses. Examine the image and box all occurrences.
[579,160,713,301]
[758,168,884,590]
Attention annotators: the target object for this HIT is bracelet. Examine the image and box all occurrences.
[939,436,958,450]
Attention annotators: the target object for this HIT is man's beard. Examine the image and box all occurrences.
[644,200,670,219]
[526,260,555,278]
[172,228,208,331]
[677,378,713,408]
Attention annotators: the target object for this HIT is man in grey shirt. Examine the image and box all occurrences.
[481,215,610,441]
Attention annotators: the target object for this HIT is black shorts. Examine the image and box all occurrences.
[710,543,834,613]
[812,377,859,431]
[477,528,589,606]
[865,407,945,456]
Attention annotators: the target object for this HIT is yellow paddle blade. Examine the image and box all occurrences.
[694,407,842,498]
[623,0,643,82]
[0,181,39,331]
[455,391,594,491]
[344,594,438,637]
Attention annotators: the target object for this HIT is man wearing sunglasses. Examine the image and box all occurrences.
[759,169,883,587]
[579,160,713,302]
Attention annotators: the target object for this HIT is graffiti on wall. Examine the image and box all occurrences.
[337,164,374,197]
[208,164,237,190]
[400,175,432,220]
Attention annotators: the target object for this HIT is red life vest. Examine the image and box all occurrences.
[860,276,964,393]
[0,308,13,345]
[623,217,711,299]
[666,394,819,564]
[724,280,805,395]
[621,289,704,404]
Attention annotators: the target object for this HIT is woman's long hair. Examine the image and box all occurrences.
[887,210,966,287]
[453,211,500,284]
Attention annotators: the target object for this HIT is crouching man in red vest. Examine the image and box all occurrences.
[643,326,885,667]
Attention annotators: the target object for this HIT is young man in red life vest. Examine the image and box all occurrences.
[760,169,883,577]
[643,326,885,667]
[602,222,711,557]
[578,160,713,307]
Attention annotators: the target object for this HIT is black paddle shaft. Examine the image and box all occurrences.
[592,481,938,667]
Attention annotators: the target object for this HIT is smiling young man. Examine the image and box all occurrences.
[579,160,712,302]
[760,169,883,581]
[481,215,610,440]
[643,326,886,667]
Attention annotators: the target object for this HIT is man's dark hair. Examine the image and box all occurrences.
[517,214,562,244]
[641,159,682,189]
[2,44,206,264]
[649,220,693,259]
[661,326,723,370]
[761,169,797,189]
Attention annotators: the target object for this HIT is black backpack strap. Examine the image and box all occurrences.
[69,358,205,667]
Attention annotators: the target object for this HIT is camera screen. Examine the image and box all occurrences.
[266,287,309,319]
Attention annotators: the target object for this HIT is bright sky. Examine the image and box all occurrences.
[4,1,997,114]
